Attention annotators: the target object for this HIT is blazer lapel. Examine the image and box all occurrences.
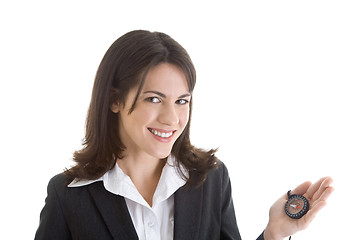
[173,185,203,240]
[88,182,138,240]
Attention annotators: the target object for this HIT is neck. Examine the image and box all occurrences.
[117,153,167,207]
[117,153,166,178]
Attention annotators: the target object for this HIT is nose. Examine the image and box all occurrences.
[158,103,179,126]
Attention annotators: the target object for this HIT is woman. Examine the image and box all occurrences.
[35,30,334,240]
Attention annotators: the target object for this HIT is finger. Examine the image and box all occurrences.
[312,177,334,201]
[312,185,335,206]
[290,181,312,195]
[304,176,328,199]
[302,199,327,228]
[303,186,334,227]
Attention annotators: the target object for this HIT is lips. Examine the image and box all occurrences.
[148,128,175,138]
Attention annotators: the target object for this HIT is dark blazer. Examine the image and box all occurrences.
[35,162,264,240]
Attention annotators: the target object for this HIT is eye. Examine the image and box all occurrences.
[176,99,189,105]
[145,97,161,103]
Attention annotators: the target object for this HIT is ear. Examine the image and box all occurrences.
[110,101,121,113]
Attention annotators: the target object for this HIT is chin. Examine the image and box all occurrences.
[151,148,172,160]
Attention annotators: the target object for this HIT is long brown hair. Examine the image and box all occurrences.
[65,30,218,187]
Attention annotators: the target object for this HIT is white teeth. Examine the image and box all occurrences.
[150,129,173,138]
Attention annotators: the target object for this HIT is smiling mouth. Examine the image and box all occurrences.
[148,128,175,138]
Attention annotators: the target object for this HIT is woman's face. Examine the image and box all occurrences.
[114,63,191,160]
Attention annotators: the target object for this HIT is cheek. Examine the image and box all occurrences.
[121,108,155,133]
[179,107,190,128]
[132,105,157,122]
[140,108,159,124]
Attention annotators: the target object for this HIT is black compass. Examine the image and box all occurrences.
[284,190,310,219]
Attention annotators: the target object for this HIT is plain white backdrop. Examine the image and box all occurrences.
[1,1,359,239]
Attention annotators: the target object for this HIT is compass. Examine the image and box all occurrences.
[284,190,310,219]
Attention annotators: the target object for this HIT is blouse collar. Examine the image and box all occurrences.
[68,155,187,208]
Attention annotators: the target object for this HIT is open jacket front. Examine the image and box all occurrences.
[35,162,264,240]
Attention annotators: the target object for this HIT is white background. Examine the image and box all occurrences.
[1,1,359,239]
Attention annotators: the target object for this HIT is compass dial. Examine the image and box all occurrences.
[285,191,309,219]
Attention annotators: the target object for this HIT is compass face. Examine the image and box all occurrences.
[285,194,309,219]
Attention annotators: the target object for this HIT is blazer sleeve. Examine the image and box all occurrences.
[219,163,241,240]
[219,163,265,240]
[34,174,71,240]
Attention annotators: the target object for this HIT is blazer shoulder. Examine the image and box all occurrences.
[206,160,230,182]
[45,173,75,198]
[48,173,73,188]
[198,160,232,195]
[35,173,74,240]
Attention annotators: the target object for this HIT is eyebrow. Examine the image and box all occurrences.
[143,90,191,99]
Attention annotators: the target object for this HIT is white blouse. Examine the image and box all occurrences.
[68,155,187,240]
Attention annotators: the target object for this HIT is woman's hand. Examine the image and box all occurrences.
[263,177,334,240]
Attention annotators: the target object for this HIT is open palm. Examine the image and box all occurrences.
[264,177,334,240]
